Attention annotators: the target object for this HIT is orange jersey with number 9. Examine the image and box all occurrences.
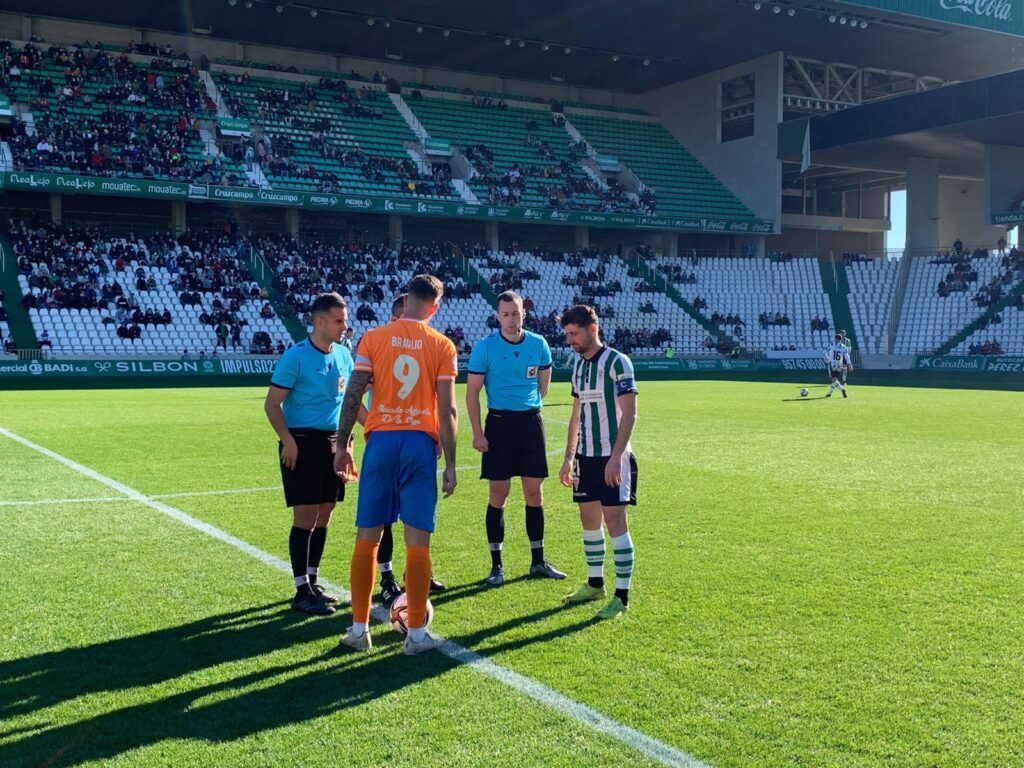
[354,318,458,443]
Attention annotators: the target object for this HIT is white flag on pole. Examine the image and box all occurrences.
[800,121,811,174]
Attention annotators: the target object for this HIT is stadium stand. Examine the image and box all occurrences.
[406,96,635,211]
[566,112,755,221]
[847,255,900,355]
[11,221,291,356]
[217,72,457,198]
[951,248,1024,355]
[893,248,1016,355]
[468,247,707,355]
[1,37,755,220]
[0,39,1014,364]
[653,255,833,352]
[220,63,649,119]
[255,235,492,352]
[956,329,1011,356]
[401,80,649,116]
[0,290,13,356]
[1,40,237,184]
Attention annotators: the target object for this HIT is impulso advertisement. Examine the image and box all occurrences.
[0,358,280,378]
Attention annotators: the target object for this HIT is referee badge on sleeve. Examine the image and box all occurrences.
[526,366,538,379]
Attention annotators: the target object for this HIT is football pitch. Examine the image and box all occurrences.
[1,380,1022,768]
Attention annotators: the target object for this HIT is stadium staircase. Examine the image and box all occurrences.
[9,50,218,180]
[818,257,858,350]
[250,247,306,342]
[198,70,231,117]
[388,93,429,140]
[0,235,38,349]
[886,254,914,354]
[566,111,756,221]
[407,96,610,209]
[561,117,598,161]
[627,249,728,343]
[215,72,457,199]
[892,253,1008,355]
[934,278,1024,355]
[458,255,499,308]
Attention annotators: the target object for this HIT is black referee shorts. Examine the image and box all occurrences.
[279,428,345,508]
[481,409,549,481]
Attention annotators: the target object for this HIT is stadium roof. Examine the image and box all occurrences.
[781,67,1024,181]
[13,0,1024,92]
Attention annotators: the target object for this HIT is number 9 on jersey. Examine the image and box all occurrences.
[393,354,421,400]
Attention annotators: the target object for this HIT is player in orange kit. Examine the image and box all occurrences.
[334,274,458,655]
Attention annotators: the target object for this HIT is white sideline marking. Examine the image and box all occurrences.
[0,448,563,508]
[0,495,129,507]
[0,486,281,507]
[0,426,710,768]
[152,486,280,500]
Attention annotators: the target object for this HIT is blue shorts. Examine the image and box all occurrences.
[355,430,438,533]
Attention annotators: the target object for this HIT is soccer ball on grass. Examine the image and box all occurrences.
[799,388,810,397]
[389,592,434,636]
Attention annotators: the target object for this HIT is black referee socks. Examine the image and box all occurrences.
[486,505,505,568]
[308,527,328,582]
[289,526,312,594]
[526,505,545,565]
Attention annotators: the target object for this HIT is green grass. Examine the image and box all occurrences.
[0,381,1022,768]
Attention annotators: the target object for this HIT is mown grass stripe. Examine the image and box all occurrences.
[0,425,713,768]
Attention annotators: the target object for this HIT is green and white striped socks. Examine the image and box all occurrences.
[583,528,605,586]
[611,532,634,591]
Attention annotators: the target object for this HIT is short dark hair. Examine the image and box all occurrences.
[407,274,444,303]
[497,290,524,307]
[560,304,599,328]
[835,333,843,342]
[391,293,407,316]
[310,292,347,317]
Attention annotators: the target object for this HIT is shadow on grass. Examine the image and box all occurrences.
[0,596,597,766]
[429,574,532,607]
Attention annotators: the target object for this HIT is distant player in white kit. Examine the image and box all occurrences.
[839,329,852,386]
[824,333,852,398]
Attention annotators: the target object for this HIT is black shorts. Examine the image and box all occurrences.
[481,409,549,481]
[830,367,845,380]
[572,453,638,507]
[279,428,345,508]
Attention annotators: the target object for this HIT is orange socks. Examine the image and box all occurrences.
[405,545,432,630]
[349,538,379,624]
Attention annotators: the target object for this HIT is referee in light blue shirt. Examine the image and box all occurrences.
[466,290,565,586]
[264,292,356,617]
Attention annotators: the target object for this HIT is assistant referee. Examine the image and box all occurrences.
[264,292,354,616]
[466,291,566,586]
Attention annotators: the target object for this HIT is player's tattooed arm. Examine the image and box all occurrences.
[338,370,372,443]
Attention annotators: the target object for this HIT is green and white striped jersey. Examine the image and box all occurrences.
[570,346,638,457]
